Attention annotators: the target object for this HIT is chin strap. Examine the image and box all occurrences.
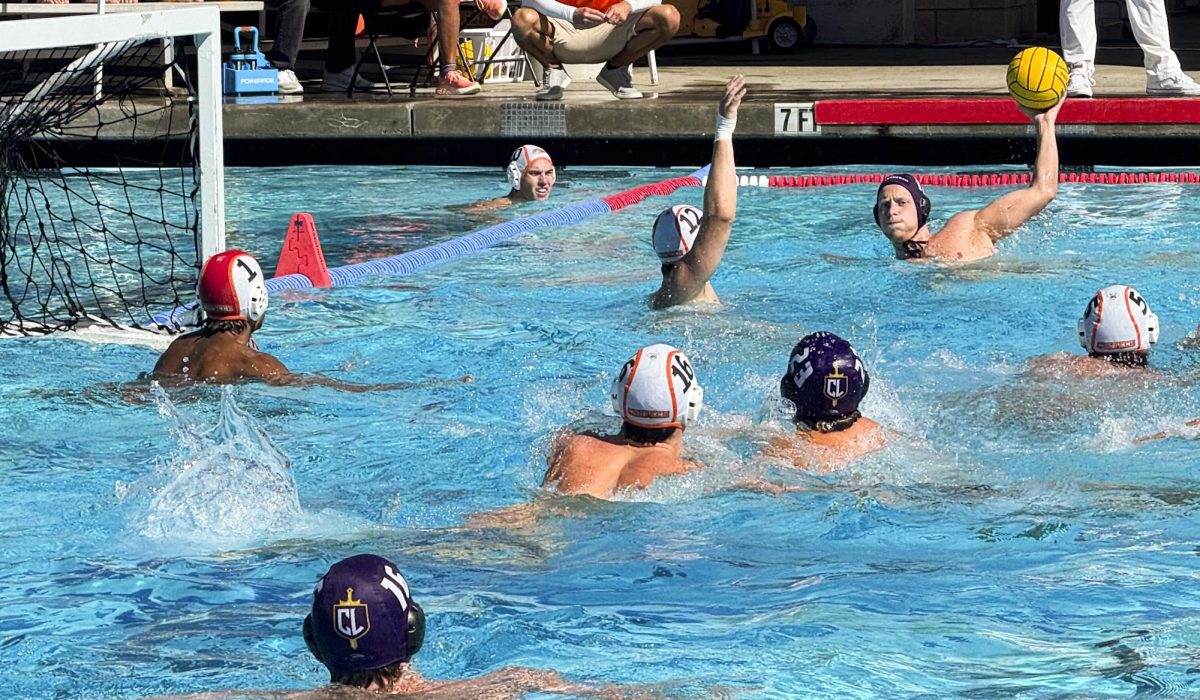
[902,238,927,259]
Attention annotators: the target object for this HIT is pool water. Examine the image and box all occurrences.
[3,165,1200,698]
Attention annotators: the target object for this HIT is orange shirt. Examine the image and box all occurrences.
[555,0,624,11]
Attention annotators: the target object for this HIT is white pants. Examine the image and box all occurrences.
[1059,0,1181,79]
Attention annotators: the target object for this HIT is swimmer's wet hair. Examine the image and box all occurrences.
[1089,352,1148,367]
[199,319,251,336]
[796,410,861,434]
[330,661,405,689]
[622,422,678,445]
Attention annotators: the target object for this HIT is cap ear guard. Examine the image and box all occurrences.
[506,150,523,191]
[1146,312,1160,346]
[684,382,704,424]
[405,600,425,659]
[246,281,268,324]
[610,357,634,417]
[303,614,323,662]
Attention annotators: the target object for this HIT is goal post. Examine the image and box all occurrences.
[0,6,225,334]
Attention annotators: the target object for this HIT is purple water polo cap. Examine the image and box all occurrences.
[874,173,931,230]
[304,554,425,675]
[780,332,870,423]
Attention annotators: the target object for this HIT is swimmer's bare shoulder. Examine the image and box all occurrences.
[543,432,621,495]
[1024,353,1160,380]
[925,211,996,262]
[457,196,515,216]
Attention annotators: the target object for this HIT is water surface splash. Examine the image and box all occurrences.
[134,384,304,548]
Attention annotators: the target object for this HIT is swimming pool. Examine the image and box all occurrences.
[3,165,1200,698]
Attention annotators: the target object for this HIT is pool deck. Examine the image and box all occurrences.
[133,26,1200,166]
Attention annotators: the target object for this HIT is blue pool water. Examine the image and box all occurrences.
[3,165,1200,698]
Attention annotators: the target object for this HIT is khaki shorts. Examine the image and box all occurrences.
[547,15,640,65]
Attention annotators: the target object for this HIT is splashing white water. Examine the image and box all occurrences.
[134,384,305,547]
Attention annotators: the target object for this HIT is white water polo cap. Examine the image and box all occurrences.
[610,344,704,429]
[506,145,553,190]
[1078,285,1159,354]
[652,204,703,264]
[198,249,269,323]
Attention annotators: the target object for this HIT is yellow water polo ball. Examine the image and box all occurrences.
[1007,47,1069,111]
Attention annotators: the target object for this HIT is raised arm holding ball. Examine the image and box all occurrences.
[874,50,1065,263]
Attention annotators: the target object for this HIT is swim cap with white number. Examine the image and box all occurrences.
[198,249,269,323]
[610,344,704,429]
[1078,284,1159,354]
[780,332,870,423]
[652,204,703,263]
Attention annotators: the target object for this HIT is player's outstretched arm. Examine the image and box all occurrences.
[670,75,745,300]
[974,99,1063,243]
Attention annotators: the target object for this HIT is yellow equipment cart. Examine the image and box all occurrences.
[666,0,815,52]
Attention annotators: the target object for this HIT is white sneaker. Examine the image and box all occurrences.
[277,69,303,95]
[596,64,642,99]
[536,67,571,101]
[1147,73,1200,96]
[1066,62,1094,98]
[321,67,374,93]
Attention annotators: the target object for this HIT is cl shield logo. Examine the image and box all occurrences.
[334,588,370,649]
[824,367,848,406]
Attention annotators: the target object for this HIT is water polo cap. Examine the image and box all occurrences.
[610,343,704,430]
[506,145,553,191]
[874,173,932,231]
[198,249,268,323]
[652,204,704,264]
[780,331,870,423]
[303,554,426,675]
[1078,285,1159,355]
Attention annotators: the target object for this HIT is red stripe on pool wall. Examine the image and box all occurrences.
[814,98,1200,125]
[603,176,702,211]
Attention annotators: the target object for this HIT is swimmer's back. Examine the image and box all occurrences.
[765,417,886,473]
[154,332,288,384]
[544,433,697,498]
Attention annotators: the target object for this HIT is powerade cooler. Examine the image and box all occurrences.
[222,27,278,95]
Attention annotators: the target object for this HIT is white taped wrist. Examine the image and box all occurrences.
[714,114,736,141]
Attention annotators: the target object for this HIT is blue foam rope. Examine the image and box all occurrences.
[149,166,709,327]
[269,200,611,292]
[270,164,710,292]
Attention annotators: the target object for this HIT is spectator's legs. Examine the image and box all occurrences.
[1059,0,1096,66]
[512,8,561,68]
[267,0,311,70]
[415,0,462,75]
[325,0,363,73]
[1123,0,1181,80]
[1059,0,1097,95]
[606,5,680,68]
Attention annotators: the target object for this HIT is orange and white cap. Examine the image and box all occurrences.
[610,344,704,429]
[1078,284,1159,355]
[652,204,703,264]
[198,249,269,323]
[506,145,553,191]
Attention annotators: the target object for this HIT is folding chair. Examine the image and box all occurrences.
[349,0,483,96]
